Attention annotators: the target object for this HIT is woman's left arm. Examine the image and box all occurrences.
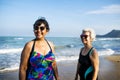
[50,42,60,80]
[52,61,60,80]
[90,49,99,80]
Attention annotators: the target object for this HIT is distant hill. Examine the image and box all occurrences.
[97,30,120,38]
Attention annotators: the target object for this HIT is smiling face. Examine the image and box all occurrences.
[34,23,48,39]
[80,31,92,45]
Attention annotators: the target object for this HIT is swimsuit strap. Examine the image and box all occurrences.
[30,39,36,56]
[26,39,35,79]
[45,39,52,51]
[30,38,52,53]
[88,47,94,55]
[79,47,94,56]
[28,39,36,64]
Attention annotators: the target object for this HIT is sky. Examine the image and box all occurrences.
[0,0,120,37]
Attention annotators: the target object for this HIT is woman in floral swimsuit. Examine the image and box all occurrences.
[19,17,60,80]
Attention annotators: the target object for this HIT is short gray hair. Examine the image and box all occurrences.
[82,28,96,41]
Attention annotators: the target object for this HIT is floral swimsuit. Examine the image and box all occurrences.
[27,39,55,80]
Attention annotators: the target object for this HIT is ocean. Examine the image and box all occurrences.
[0,36,120,72]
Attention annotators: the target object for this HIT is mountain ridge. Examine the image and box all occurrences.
[97,29,120,38]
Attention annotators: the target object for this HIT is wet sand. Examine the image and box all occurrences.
[0,55,120,80]
[99,54,120,80]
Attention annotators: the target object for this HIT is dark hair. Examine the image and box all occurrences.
[33,17,50,31]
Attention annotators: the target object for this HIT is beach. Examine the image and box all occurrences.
[99,54,120,80]
[0,54,120,80]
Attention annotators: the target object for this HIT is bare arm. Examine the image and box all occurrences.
[50,42,60,80]
[75,48,83,80]
[75,62,80,80]
[19,42,32,80]
[90,49,99,80]
[52,61,60,80]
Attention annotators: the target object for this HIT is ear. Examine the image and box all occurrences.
[46,29,49,32]
[90,38,93,42]
[33,29,36,33]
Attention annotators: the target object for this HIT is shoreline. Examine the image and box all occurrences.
[0,54,120,80]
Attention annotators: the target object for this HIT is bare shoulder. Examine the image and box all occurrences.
[24,40,34,49]
[93,48,98,54]
[47,40,55,53]
[22,40,35,55]
[90,48,99,58]
[90,48,99,66]
[20,40,35,67]
[47,41,55,48]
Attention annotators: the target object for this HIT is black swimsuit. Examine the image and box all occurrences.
[78,47,98,80]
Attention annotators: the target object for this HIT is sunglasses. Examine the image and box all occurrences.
[34,26,45,31]
[80,34,89,39]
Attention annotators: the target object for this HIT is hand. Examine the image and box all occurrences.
[56,76,60,80]
[75,76,78,80]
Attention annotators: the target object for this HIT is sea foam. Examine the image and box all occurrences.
[0,48,22,54]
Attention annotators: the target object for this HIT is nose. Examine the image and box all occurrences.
[37,28,41,31]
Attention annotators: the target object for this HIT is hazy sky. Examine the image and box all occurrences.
[0,0,120,37]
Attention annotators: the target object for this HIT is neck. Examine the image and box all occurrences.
[84,43,92,49]
[35,37,45,41]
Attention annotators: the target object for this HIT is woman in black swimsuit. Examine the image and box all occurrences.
[75,28,99,80]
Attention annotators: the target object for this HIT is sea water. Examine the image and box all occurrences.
[0,36,120,72]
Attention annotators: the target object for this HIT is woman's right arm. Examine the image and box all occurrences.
[75,62,80,80]
[19,42,32,80]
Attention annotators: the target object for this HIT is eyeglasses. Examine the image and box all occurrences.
[34,26,45,31]
[80,34,89,39]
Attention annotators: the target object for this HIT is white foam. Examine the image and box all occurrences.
[103,44,110,48]
[0,48,22,54]
[0,48,116,72]
[0,67,19,73]
[98,48,115,56]
[97,38,120,41]
[14,37,24,40]
[56,56,78,62]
